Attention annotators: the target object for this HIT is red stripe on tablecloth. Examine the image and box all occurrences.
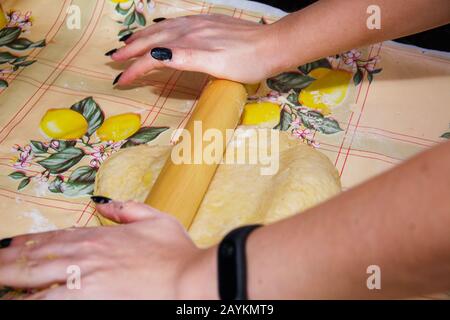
[0,1,104,143]
[340,43,384,177]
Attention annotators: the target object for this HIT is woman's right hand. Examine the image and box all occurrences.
[109,14,282,85]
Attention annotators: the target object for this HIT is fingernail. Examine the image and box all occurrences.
[105,48,118,56]
[153,17,166,23]
[119,33,133,42]
[151,47,172,61]
[112,72,123,86]
[0,238,12,249]
[91,196,113,204]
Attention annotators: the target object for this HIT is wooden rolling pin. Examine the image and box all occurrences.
[145,79,247,229]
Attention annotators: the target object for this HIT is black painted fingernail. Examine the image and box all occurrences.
[119,33,133,42]
[0,238,12,249]
[112,72,123,86]
[105,48,118,56]
[151,47,172,61]
[91,196,112,204]
[153,17,166,23]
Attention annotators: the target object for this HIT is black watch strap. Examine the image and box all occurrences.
[218,224,262,300]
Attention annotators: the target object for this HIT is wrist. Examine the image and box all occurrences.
[245,226,267,300]
[177,246,219,300]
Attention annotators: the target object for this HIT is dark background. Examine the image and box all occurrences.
[254,0,450,52]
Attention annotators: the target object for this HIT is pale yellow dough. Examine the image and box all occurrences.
[95,129,341,247]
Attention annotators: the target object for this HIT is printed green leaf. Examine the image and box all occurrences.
[267,72,315,93]
[121,127,169,148]
[30,140,48,154]
[59,166,97,197]
[61,181,94,197]
[353,68,364,86]
[48,176,64,193]
[441,132,450,139]
[370,68,382,74]
[70,97,105,136]
[124,11,136,26]
[367,72,373,84]
[316,117,343,134]
[115,3,132,15]
[0,287,14,298]
[0,27,21,46]
[0,79,8,88]
[286,90,300,105]
[69,166,96,183]
[37,147,85,174]
[135,11,146,26]
[274,110,292,131]
[12,55,28,64]
[298,110,342,134]
[298,58,332,75]
[5,38,46,50]
[118,29,132,37]
[9,171,27,180]
[18,177,31,190]
[0,52,19,64]
[298,110,323,129]
[14,60,36,67]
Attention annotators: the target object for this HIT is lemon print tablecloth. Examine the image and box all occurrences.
[0,0,449,299]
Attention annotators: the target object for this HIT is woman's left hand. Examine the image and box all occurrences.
[0,200,217,299]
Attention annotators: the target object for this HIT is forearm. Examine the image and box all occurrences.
[270,0,450,73]
[246,140,450,299]
[181,140,450,299]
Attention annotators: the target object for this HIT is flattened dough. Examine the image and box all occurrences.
[95,129,341,247]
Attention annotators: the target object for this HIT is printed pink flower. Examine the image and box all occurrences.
[50,140,60,149]
[135,0,145,13]
[364,56,380,71]
[343,50,361,66]
[12,144,21,152]
[36,172,49,182]
[89,159,100,169]
[291,118,301,128]
[7,10,33,30]
[293,128,311,139]
[0,68,15,76]
[91,145,110,162]
[311,141,320,148]
[14,149,32,169]
[106,141,123,152]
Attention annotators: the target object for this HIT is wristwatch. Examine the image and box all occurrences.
[217,224,262,300]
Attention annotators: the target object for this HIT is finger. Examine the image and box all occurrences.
[114,20,185,61]
[113,32,170,61]
[125,17,175,44]
[115,53,165,85]
[0,258,74,289]
[4,227,82,248]
[151,46,222,75]
[26,285,83,300]
[95,200,163,223]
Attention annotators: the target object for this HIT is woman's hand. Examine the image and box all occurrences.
[109,14,279,85]
[0,200,217,299]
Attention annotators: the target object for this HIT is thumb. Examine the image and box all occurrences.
[92,197,162,224]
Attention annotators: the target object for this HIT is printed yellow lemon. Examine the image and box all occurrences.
[97,113,141,142]
[299,69,352,115]
[308,67,331,80]
[40,109,88,140]
[0,5,7,29]
[241,102,280,127]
